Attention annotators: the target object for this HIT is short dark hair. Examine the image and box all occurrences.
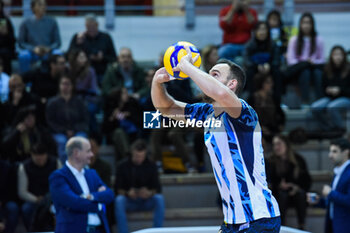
[48,54,64,65]
[131,139,147,152]
[13,105,36,126]
[31,0,45,9]
[216,59,246,94]
[31,143,48,155]
[331,138,350,153]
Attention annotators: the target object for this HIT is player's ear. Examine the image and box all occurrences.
[227,79,237,91]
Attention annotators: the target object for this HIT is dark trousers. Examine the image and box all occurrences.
[219,216,281,233]
[278,189,307,226]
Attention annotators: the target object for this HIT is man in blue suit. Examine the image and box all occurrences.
[321,138,350,233]
[49,136,114,233]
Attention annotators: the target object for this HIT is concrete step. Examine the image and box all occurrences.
[126,207,325,233]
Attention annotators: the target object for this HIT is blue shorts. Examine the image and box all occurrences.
[219,216,281,233]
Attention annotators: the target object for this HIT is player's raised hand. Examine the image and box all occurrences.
[153,67,171,83]
[173,46,200,72]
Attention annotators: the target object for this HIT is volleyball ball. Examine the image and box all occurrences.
[163,41,202,80]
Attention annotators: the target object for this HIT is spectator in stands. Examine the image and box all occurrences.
[46,75,89,163]
[2,105,57,163]
[2,74,43,132]
[68,49,100,133]
[139,68,156,111]
[0,1,15,75]
[286,12,325,105]
[201,45,219,73]
[18,0,61,73]
[68,13,117,82]
[266,135,311,230]
[102,87,143,161]
[307,138,350,233]
[248,73,285,144]
[89,134,112,187]
[218,0,257,62]
[266,10,288,55]
[0,59,10,103]
[115,139,165,233]
[17,143,61,231]
[243,21,281,97]
[102,47,146,98]
[23,54,66,104]
[311,45,350,133]
[150,78,197,173]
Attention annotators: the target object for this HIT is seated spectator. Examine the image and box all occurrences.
[248,73,285,144]
[102,87,143,161]
[102,47,146,98]
[201,45,219,73]
[139,68,156,111]
[286,12,325,105]
[18,0,61,73]
[23,54,66,104]
[89,134,112,187]
[17,143,61,231]
[218,0,257,63]
[243,21,281,98]
[0,1,15,75]
[68,49,100,133]
[311,45,350,133]
[68,14,117,82]
[2,105,57,163]
[266,135,311,230]
[115,139,165,233]
[150,78,197,173]
[0,59,10,103]
[46,75,89,162]
[266,10,288,56]
[2,74,43,132]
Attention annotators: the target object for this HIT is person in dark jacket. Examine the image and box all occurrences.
[266,134,311,230]
[22,54,67,104]
[102,47,146,98]
[311,45,350,132]
[46,75,89,163]
[2,74,44,130]
[102,87,143,161]
[243,21,281,99]
[248,73,285,144]
[307,138,350,233]
[17,143,61,231]
[2,105,57,163]
[68,13,117,81]
[114,139,165,233]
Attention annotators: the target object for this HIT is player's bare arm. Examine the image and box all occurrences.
[151,67,187,121]
[174,46,242,118]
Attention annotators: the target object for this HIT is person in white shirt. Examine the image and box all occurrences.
[49,136,114,233]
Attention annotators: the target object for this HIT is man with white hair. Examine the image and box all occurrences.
[49,136,114,233]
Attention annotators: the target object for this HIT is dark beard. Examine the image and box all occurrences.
[202,94,215,103]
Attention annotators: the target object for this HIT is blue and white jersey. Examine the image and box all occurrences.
[185,99,280,224]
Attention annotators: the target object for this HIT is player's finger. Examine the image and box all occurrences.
[193,53,200,63]
[184,46,192,57]
[173,65,180,72]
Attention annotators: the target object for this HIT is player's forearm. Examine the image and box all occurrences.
[151,79,175,112]
[179,60,231,101]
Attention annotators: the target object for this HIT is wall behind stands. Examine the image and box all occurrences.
[11,12,350,62]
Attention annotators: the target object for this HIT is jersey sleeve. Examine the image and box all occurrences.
[184,103,213,122]
[224,99,258,129]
